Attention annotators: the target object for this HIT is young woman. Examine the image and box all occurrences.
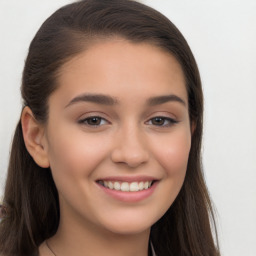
[0,0,220,255]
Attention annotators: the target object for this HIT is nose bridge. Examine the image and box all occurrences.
[111,121,149,168]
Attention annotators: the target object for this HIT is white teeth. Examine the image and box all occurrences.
[120,182,129,191]
[130,182,139,192]
[100,180,154,192]
[144,181,149,189]
[114,181,121,190]
[139,181,144,190]
[108,181,114,189]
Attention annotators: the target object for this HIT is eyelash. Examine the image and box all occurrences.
[78,116,178,127]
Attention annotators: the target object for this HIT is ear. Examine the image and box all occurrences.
[21,106,50,168]
[191,121,196,135]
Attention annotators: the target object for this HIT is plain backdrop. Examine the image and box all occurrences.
[0,0,255,255]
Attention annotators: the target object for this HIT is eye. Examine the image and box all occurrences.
[78,116,108,126]
[147,116,178,127]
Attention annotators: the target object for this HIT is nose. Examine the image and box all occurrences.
[111,125,149,168]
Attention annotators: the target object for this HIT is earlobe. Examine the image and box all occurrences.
[21,106,50,168]
[191,121,196,135]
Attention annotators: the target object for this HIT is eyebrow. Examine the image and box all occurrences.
[65,93,118,108]
[147,94,186,106]
[65,93,186,108]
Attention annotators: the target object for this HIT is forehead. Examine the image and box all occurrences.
[52,39,187,106]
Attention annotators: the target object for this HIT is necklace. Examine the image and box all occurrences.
[46,240,57,256]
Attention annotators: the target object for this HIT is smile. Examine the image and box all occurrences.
[97,180,153,192]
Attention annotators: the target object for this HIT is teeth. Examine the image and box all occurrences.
[120,182,129,191]
[100,180,154,192]
[114,182,121,190]
[130,182,139,192]
[108,181,114,189]
[139,181,144,190]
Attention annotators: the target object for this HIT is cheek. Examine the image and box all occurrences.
[45,127,109,178]
[146,129,191,221]
[153,129,191,176]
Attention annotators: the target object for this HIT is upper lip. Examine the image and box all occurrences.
[96,176,158,183]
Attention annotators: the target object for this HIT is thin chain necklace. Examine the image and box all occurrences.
[46,240,57,256]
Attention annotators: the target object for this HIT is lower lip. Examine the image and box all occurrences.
[97,182,158,202]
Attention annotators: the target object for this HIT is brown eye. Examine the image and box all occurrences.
[87,117,102,125]
[151,117,165,126]
[148,117,178,127]
[78,116,108,126]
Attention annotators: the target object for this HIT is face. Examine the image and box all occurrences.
[43,38,191,235]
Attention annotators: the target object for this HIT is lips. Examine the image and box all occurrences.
[97,180,154,192]
[96,176,158,202]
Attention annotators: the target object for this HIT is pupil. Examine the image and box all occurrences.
[153,117,164,125]
[89,117,100,125]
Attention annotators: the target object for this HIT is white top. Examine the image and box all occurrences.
[150,242,157,256]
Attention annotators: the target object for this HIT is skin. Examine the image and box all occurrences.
[22,38,192,256]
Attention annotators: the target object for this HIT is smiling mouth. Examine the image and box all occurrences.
[97,180,155,192]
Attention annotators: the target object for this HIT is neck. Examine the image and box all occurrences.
[47,211,151,256]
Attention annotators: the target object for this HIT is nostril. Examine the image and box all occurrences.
[111,147,149,168]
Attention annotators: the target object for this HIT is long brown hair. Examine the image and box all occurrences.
[0,0,220,255]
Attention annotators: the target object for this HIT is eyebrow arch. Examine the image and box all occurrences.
[65,93,119,108]
[147,94,186,106]
[65,93,186,108]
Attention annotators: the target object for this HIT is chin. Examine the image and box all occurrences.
[105,222,151,236]
[98,211,160,236]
